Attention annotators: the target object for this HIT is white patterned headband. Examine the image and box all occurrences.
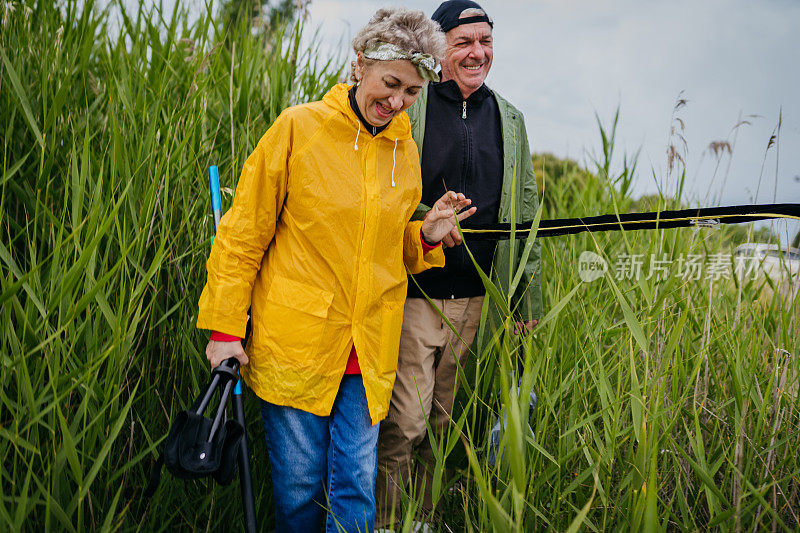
[362,42,439,82]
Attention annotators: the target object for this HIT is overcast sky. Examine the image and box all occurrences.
[303,0,800,244]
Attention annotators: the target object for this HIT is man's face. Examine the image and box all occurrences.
[440,21,493,99]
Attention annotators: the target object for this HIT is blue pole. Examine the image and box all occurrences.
[208,165,222,233]
[207,166,256,532]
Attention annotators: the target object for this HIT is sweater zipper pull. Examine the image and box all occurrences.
[462,100,467,119]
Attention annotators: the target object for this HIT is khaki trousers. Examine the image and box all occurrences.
[376,296,484,526]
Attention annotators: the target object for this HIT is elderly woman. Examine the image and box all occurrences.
[196,8,474,532]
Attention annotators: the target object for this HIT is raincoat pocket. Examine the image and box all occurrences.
[260,276,334,368]
[378,300,404,374]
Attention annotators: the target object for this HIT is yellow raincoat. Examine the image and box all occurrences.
[197,84,445,424]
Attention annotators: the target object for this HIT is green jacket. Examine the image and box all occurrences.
[407,85,544,323]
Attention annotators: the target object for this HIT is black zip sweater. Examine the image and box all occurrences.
[407,80,503,300]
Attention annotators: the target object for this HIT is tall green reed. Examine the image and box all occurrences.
[400,112,798,532]
[1,1,340,529]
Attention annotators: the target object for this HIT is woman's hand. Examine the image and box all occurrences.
[421,191,476,244]
[442,226,462,248]
[206,340,249,369]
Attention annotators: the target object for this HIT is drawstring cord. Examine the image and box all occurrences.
[354,121,361,151]
[391,139,397,187]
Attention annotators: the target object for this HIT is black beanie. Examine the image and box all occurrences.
[431,0,493,33]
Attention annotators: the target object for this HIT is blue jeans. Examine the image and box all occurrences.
[260,375,379,532]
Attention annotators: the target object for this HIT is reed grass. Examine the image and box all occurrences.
[414,112,799,532]
[2,1,798,531]
[2,1,339,529]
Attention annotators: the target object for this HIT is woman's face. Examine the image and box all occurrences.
[354,55,425,127]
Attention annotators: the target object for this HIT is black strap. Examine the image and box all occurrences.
[142,454,165,499]
[453,15,492,27]
[458,203,800,241]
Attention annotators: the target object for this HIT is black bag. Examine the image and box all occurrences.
[144,360,244,497]
[163,410,243,484]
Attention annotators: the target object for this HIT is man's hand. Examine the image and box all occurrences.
[442,226,463,248]
[206,340,249,369]
[421,191,476,244]
[514,319,539,334]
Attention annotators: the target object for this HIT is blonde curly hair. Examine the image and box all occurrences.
[350,7,445,82]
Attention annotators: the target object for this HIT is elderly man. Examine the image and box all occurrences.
[375,0,544,526]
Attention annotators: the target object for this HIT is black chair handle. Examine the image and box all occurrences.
[195,358,240,415]
[212,357,240,381]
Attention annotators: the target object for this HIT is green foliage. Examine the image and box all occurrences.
[218,0,303,36]
[531,152,594,211]
[1,0,340,529]
[411,117,800,531]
